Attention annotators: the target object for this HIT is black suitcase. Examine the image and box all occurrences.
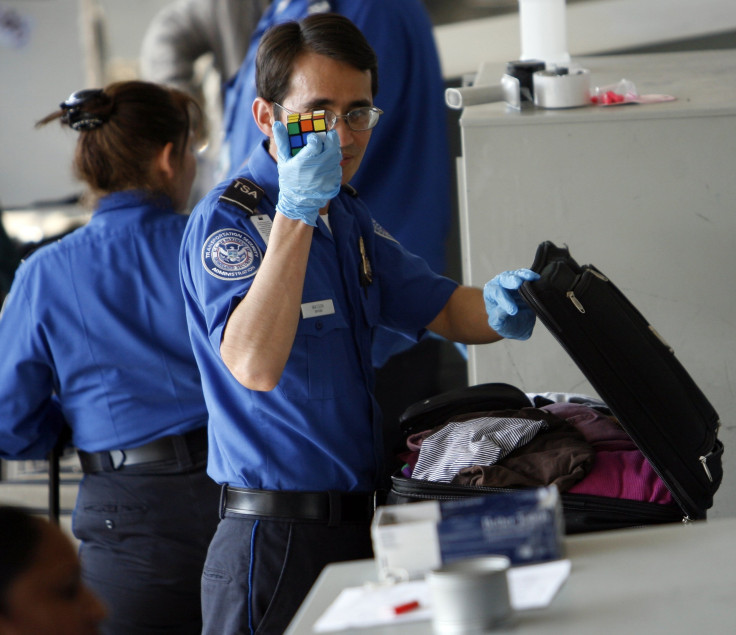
[387,241,724,533]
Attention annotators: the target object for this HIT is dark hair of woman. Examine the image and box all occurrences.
[35,81,202,207]
[0,506,41,616]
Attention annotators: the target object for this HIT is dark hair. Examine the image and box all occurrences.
[256,13,379,105]
[36,81,202,205]
[0,506,42,615]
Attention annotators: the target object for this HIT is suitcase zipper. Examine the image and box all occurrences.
[560,492,684,525]
[389,478,687,529]
[589,268,609,282]
[699,454,714,482]
[648,325,674,353]
[566,291,585,313]
[566,268,607,313]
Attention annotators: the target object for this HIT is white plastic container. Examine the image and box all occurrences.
[518,0,570,67]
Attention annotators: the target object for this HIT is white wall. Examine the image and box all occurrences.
[3,0,734,210]
[0,0,169,209]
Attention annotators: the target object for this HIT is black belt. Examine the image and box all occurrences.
[221,486,377,526]
[77,427,207,473]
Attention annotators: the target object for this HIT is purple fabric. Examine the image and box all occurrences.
[542,403,673,504]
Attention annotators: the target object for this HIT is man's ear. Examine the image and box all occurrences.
[253,97,277,138]
[156,142,176,180]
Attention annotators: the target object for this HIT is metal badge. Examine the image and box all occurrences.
[359,236,372,289]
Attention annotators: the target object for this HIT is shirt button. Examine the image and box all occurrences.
[315,321,323,330]
[105,519,115,529]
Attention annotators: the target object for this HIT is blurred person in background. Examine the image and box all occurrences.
[140,0,270,201]
[0,505,108,635]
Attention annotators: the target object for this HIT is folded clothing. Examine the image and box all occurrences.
[542,402,673,505]
[411,408,559,483]
[450,412,594,492]
[409,408,594,490]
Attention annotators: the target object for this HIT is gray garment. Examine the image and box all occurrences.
[412,411,552,484]
[139,0,270,92]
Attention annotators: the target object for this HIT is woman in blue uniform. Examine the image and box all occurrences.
[0,81,220,634]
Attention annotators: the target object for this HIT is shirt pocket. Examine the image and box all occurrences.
[279,303,352,401]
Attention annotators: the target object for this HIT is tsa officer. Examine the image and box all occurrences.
[179,14,538,633]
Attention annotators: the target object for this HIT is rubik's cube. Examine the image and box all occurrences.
[286,110,328,156]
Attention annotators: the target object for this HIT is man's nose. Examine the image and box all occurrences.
[331,117,354,145]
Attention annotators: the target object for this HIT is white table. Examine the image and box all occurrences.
[286,517,736,633]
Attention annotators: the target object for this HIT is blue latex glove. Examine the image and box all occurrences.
[483,268,540,340]
[273,121,342,226]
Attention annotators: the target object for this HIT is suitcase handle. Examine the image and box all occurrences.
[529,240,579,275]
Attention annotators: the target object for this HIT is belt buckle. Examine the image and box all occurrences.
[109,450,126,470]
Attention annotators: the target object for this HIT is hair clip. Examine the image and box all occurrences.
[60,88,106,131]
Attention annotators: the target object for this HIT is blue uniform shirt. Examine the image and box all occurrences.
[221,0,452,368]
[180,142,458,491]
[0,191,207,459]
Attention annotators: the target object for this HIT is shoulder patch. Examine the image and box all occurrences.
[218,178,264,216]
[372,218,398,243]
[201,228,262,280]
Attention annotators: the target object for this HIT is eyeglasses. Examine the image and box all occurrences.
[274,103,383,132]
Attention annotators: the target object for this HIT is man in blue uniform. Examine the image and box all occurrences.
[179,14,539,633]
[222,1,457,406]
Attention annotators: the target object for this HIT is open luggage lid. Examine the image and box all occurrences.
[519,241,723,520]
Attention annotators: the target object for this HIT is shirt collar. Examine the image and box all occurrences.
[238,140,353,233]
[92,190,173,219]
[241,140,280,208]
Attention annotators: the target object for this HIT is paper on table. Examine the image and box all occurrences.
[313,579,433,631]
[313,559,571,632]
[509,559,571,610]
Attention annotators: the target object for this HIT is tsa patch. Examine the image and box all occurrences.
[372,218,398,243]
[201,228,262,280]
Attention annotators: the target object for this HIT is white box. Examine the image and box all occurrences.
[371,486,564,581]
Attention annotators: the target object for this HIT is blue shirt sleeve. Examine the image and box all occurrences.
[180,195,266,358]
[370,219,458,335]
[0,263,67,459]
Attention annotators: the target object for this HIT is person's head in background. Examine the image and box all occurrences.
[36,80,203,211]
[253,12,380,185]
[0,506,107,635]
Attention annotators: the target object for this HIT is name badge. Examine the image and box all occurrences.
[250,214,272,245]
[301,299,335,318]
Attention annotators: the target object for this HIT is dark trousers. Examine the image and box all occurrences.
[73,463,221,635]
[201,515,373,634]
